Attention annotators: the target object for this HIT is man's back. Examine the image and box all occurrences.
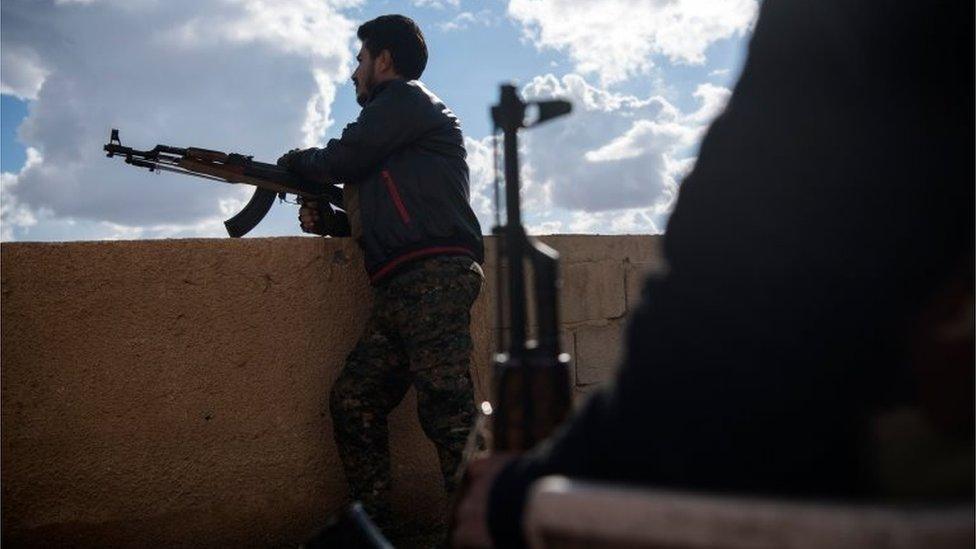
[291,77,484,283]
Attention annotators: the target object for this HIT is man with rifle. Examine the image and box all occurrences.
[276,14,485,535]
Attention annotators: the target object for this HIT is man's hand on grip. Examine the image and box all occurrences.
[276,148,303,170]
[298,199,328,236]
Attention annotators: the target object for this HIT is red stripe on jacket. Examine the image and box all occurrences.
[370,246,475,284]
[381,170,411,224]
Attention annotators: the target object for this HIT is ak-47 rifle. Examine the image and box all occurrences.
[489,84,573,451]
[103,129,347,238]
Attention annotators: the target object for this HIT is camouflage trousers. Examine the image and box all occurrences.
[329,255,482,524]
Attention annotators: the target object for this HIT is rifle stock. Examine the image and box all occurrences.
[103,129,344,237]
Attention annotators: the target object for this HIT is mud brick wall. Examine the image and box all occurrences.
[1,234,662,547]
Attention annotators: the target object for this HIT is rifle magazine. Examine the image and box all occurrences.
[224,187,277,237]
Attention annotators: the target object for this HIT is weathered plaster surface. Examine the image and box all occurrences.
[1,234,660,546]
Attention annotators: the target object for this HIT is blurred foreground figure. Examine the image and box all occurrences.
[454,1,974,546]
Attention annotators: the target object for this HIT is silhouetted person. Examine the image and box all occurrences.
[453,1,974,546]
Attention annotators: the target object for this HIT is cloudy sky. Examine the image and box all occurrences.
[1,0,757,241]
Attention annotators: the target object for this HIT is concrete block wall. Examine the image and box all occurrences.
[486,236,665,402]
[540,236,665,402]
[1,234,662,546]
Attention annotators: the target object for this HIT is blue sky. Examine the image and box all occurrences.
[1,0,755,241]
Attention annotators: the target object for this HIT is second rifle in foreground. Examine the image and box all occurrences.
[489,84,573,452]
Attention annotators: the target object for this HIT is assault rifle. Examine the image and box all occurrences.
[103,129,347,237]
[489,85,573,451]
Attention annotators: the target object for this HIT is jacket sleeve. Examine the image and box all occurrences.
[290,84,436,183]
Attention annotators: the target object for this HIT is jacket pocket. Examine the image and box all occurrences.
[381,170,411,225]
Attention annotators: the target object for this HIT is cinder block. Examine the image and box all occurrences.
[537,235,662,264]
[626,261,652,312]
[561,260,626,323]
[624,259,670,312]
[486,235,663,327]
[574,321,624,386]
[491,263,540,329]
[562,327,577,350]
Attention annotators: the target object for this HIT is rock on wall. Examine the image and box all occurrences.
[1,234,660,546]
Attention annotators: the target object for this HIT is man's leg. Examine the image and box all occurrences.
[390,257,482,494]
[414,359,478,493]
[329,313,412,526]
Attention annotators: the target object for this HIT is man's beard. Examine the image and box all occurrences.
[355,74,373,107]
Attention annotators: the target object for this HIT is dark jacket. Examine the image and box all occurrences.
[291,79,484,284]
[487,0,974,547]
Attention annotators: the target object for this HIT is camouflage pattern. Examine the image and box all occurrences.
[329,255,483,525]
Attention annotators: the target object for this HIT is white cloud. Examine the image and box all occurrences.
[526,219,563,233]
[685,82,732,124]
[465,73,729,235]
[0,0,360,241]
[439,11,496,32]
[508,0,757,85]
[463,135,498,231]
[1,148,43,240]
[465,128,543,233]
[412,0,460,9]
[567,208,662,234]
[0,46,49,100]
[521,73,695,212]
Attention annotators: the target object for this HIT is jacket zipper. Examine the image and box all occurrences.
[381,170,411,225]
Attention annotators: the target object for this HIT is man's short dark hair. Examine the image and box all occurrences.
[357,15,428,80]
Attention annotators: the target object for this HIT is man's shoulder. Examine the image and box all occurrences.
[391,80,449,109]
[389,80,461,131]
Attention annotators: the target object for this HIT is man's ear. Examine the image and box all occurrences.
[377,49,395,75]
